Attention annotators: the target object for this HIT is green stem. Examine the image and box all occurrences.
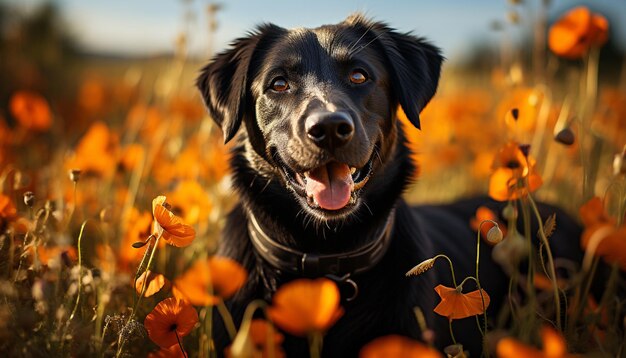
[527,195,562,330]
[569,256,599,335]
[448,319,457,345]
[216,300,237,341]
[434,254,458,287]
[116,234,162,357]
[61,220,88,351]
[308,331,323,358]
[476,221,497,346]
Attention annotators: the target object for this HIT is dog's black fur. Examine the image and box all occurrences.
[197,14,583,357]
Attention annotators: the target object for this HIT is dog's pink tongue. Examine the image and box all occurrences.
[305,162,354,210]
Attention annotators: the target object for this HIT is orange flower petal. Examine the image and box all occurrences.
[268,278,343,336]
[0,194,17,220]
[152,196,196,247]
[470,206,507,241]
[496,337,544,358]
[489,142,543,202]
[433,285,490,320]
[173,257,247,306]
[489,168,518,202]
[9,90,52,131]
[147,343,187,358]
[136,270,169,297]
[144,297,198,348]
[249,319,284,346]
[359,335,443,358]
[579,197,613,227]
[541,326,567,357]
[548,6,609,59]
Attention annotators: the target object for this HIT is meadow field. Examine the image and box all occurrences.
[0,1,625,357]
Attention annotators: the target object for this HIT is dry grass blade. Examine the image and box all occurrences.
[541,213,557,239]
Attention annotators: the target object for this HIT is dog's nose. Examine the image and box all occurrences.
[305,111,354,150]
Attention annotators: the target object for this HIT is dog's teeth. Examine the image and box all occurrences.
[350,167,357,175]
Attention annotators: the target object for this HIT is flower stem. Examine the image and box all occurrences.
[476,220,497,344]
[216,300,237,341]
[448,319,457,345]
[527,194,562,331]
[175,330,188,358]
[61,219,88,352]
[308,331,323,358]
[434,254,458,287]
[116,234,162,357]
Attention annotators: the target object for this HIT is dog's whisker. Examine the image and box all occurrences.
[362,201,374,216]
[349,29,388,56]
[374,148,384,166]
[347,23,374,53]
[260,178,272,193]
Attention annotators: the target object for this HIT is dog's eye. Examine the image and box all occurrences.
[349,69,368,84]
[271,77,290,92]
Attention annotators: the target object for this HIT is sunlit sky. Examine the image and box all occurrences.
[9,0,626,60]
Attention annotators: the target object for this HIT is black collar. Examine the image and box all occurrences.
[247,208,395,278]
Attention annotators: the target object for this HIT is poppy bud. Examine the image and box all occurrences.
[502,204,517,220]
[487,225,504,244]
[99,207,113,223]
[23,191,35,207]
[69,169,81,183]
[555,128,575,145]
[614,146,626,176]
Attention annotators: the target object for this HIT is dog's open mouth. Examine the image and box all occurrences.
[274,151,374,211]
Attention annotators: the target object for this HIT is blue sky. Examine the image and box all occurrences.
[10,0,626,60]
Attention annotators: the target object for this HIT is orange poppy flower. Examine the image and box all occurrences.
[136,270,169,297]
[144,297,198,348]
[579,197,626,271]
[579,196,614,227]
[497,326,574,358]
[489,142,542,202]
[166,180,212,226]
[33,245,77,267]
[78,78,107,114]
[152,196,196,247]
[226,319,286,358]
[581,224,626,271]
[147,344,186,358]
[119,144,145,172]
[119,208,154,270]
[267,278,344,336]
[172,257,247,306]
[0,194,17,221]
[168,95,205,122]
[9,91,52,131]
[359,335,442,358]
[96,244,116,273]
[433,284,490,320]
[549,6,609,59]
[126,104,163,141]
[470,206,507,243]
[64,121,119,178]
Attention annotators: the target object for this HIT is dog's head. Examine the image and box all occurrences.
[198,14,442,222]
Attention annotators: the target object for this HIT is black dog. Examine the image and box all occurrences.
[196,14,582,356]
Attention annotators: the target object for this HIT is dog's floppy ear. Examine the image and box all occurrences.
[196,24,285,143]
[345,15,443,129]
